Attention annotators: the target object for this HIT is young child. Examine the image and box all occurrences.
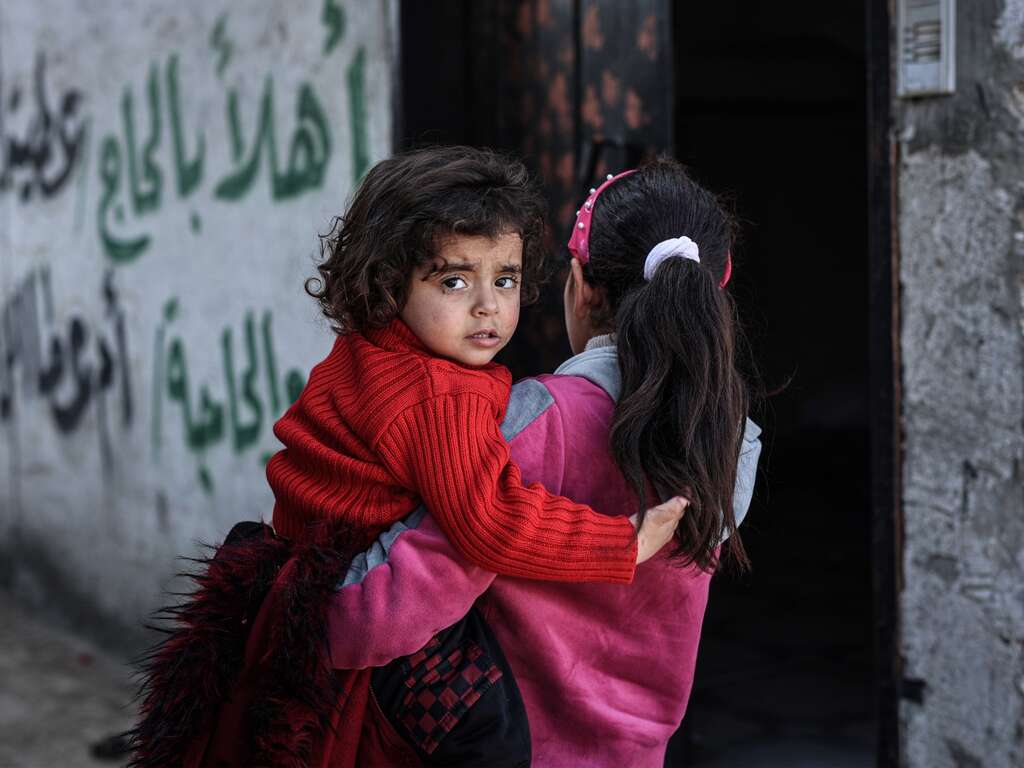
[266,145,686,583]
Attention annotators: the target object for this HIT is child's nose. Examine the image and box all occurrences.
[472,285,499,316]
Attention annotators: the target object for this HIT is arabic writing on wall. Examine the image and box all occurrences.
[0,53,86,202]
[97,28,369,264]
[152,299,305,493]
[1,6,371,252]
[3,1,377,492]
[0,268,133,467]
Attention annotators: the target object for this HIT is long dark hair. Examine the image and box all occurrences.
[307,146,548,334]
[583,158,750,571]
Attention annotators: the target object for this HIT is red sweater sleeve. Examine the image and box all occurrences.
[375,392,637,583]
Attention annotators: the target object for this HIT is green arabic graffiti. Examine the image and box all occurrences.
[221,312,263,453]
[152,305,305,493]
[98,55,204,263]
[166,336,225,452]
[123,63,163,215]
[347,47,369,183]
[99,41,345,263]
[215,77,331,201]
[322,0,346,55]
[210,14,233,78]
[167,54,204,197]
[97,137,150,262]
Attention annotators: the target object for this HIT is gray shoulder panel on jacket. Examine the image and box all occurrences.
[552,347,621,401]
[500,378,555,442]
[339,506,427,588]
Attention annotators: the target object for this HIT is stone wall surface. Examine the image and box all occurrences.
[0,0,394,649]
[898,1,1024,766]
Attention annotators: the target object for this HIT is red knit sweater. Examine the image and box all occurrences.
[267,319,637,583]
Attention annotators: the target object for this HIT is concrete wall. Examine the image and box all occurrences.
[898,1,1024,766]
[0,0,394,647]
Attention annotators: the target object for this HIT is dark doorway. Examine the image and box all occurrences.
[665,2,877,766]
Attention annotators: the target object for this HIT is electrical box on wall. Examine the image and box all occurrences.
[898,0,956,97]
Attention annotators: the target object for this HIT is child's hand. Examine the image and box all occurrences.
[631,496,688,565]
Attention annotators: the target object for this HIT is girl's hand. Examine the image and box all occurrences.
[631,496,688,565]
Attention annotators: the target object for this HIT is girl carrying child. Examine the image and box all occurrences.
[325,157,761,767]
[131,146,687,768]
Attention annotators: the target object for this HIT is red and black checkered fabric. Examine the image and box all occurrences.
[398,637,504,753]
[370,606,531,767]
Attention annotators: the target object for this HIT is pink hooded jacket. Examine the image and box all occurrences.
[326,339,762,767]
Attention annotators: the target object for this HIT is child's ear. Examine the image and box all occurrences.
[568,258,594,320]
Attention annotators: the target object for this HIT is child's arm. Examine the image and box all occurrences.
[376,392,681,583]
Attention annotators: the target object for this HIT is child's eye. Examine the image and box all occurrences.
[495,275,519,289]
[442,276,468,290]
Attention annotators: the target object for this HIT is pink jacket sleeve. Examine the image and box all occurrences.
[326,511,496,669]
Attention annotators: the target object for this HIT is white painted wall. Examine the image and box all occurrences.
[0,0,395,636]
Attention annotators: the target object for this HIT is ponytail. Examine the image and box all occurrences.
[611,257,749,571]
[584,158,751,571]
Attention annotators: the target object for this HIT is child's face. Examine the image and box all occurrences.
[400,233,523,367]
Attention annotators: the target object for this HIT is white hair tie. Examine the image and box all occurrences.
[643,236,700,281]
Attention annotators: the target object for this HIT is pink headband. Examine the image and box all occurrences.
[566,169,733,289]
[567,170,636,266]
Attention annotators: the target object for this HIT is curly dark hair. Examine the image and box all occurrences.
[307,146,549,334]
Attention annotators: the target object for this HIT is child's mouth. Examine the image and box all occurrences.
[466,330,501,347]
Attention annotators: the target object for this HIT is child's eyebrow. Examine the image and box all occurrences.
[438,261,477,273]
[421,260,522,279]
[422,260,477,280]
